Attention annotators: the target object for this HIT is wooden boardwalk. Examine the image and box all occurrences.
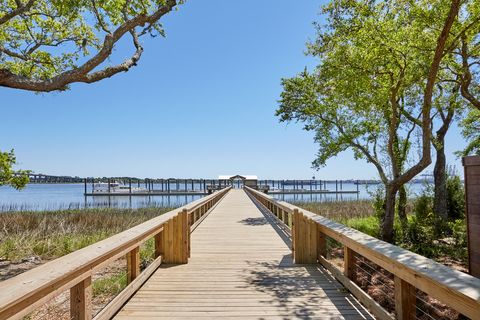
[114,189,373,319]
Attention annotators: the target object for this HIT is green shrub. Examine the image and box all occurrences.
[446,175,465,220]
[413,194,434,221]
[372,187,386,220]
[402,216,435,253]
[448,219,467,248]
[344,216,380,238]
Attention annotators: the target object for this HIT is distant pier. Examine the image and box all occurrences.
[82,177,362,197]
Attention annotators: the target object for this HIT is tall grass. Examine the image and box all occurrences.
[0,207,175,262]
[293,199,376,221]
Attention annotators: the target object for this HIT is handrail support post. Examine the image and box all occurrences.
[293,209,318,264]
[127,246,140,283]
[394,275,416,320]
[70,276,92,320]
[162,209,190,264]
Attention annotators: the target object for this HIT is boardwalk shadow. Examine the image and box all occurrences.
[246,191,292,248]
[242,259,374,319]
[239,217,269,226]
[243,191,374,319]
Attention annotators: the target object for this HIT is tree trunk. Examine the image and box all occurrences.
[381,185,397,243]
[398,185,408,230]
[433,143,448,220]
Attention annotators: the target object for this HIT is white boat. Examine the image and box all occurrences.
[93,182,147,193]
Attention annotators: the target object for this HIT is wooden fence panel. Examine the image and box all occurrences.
[463,155,480,278]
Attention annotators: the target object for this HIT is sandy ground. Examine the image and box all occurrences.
[0,256,127,319]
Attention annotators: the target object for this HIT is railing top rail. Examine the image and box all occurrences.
[245,186,480,319]
[0,187,231,319]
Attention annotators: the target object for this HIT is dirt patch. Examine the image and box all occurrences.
[1,257,127,319]
[0,256,44,281]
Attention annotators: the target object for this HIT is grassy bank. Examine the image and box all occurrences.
[294,200,467,270]
[0,207,175,262]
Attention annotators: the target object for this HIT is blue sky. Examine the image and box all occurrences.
[0,0,467,179]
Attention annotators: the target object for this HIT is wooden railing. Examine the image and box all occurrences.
[0,187,231,320]
[245,186,480,320]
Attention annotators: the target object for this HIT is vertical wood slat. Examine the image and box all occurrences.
[127,246,140,283]
[154,231,163,258]
[292,208,297,258]
[162,209,189,264]
[463,155,480,278]
[185,209,191,259]
[394,275,416,320]
[70,276,92,320]
[344,246,355,279]
[308,218,318,262]
[293,210,318,264]
[317,226,327,258]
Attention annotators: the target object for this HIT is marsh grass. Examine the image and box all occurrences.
[293,199,375,220]
[93,271,127,297]
[0,207,174,262]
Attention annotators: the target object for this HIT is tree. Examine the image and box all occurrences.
[0,149,29,189]
[455,1,480,112]
[403,82,465,221]
[431,87,461,221]
[0,0,181,92]
[426,0,480,219]
[277,0,461,243]
[458,108,480,156]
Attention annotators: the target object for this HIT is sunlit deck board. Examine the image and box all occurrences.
[114,189,373,319]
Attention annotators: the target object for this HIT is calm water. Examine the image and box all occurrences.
[0,182,425,212]
[0,184,203,211]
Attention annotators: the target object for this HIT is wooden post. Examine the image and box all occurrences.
[463,156,480,277]
[154,231,163,258]
[127,246,140,283]
[293,210,318,264]
[84,178,87,195]
[162,209,189,264]
[317,227,327,258]
[344,246,355,279]
[394,275,416,320]
[70,277,92,320]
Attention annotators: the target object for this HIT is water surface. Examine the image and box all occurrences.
[0,182,425,212]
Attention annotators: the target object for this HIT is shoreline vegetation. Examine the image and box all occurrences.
[0,197,466,276]
[294,199,468,272]
[0,206,176,319]
[0,207,175,276]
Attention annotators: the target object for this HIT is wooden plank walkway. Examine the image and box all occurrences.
[114,189,373,319]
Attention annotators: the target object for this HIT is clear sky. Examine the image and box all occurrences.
[0,0,467,180]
